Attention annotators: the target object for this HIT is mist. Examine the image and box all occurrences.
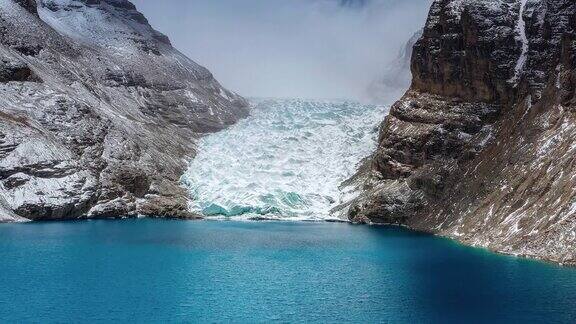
[132,0,433,100]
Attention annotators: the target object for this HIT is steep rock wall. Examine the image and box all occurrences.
[349,0,576,265]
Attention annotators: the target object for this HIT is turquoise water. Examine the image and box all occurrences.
[0,220,575,323]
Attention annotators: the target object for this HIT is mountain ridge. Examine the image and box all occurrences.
[0,0,249,221]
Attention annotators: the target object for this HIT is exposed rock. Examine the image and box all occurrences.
[0,58,40,82]
[14,0,37,15]
[348,0,576,265]
[0,0,249,222]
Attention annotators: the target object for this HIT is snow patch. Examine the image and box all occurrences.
[509,0,530,85]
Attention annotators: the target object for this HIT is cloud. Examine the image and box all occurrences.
[133,0,432,101]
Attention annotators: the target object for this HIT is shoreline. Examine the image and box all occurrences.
[2,215,573,268]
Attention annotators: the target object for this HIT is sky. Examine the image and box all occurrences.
[132,0,433,100]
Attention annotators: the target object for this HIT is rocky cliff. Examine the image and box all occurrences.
[0,0,248,221]
[348,0,576,265]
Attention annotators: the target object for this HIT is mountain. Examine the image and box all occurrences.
[348,0,576,265]
[367,29,423,103]
[0,0,249,221]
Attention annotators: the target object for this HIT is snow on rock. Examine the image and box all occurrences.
[0,0,249,221]
[349,0,576,265]
[510,0,530,85]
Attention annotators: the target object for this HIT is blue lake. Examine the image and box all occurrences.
[0,219,574,323]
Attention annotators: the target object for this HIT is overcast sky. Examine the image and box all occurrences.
[132,0,432,100]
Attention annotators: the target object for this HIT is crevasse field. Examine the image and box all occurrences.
[183,98,385,220]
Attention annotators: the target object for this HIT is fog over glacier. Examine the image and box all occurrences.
[132,0,432,100]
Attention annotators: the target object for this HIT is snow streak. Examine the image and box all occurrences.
[510,0,530,85]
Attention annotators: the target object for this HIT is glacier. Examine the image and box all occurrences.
[182,98,386,220]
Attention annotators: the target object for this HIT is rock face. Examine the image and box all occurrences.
[348,0,576,265]
[0,0,249,221]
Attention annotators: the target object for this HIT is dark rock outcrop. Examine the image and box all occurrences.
[0,0,249,221]
[0,58,40,82]
[348,0,576,265]
[14,0,38,15]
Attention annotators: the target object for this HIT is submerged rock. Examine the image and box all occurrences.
[348,0,576,265]
[0,0,249,221]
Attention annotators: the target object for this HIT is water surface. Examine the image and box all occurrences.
[0,220,574,323]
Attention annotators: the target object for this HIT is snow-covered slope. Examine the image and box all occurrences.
[0,0,248,221]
